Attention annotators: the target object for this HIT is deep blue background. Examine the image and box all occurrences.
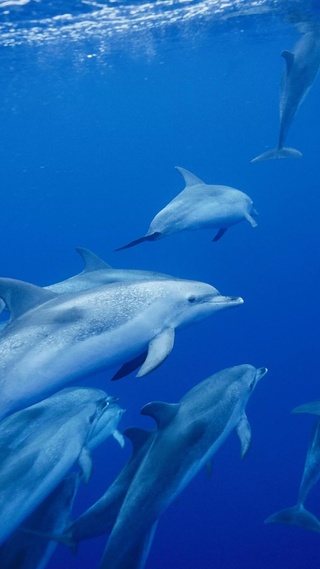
[0,6,320,568]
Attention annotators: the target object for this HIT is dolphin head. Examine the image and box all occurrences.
[161,280,244,329]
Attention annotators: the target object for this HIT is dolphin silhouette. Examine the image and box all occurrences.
[265,401,320,533]
[252,25,320,162]
[99,364,267,569]
[0,387,122,545]
[0,277,243,418]
[115,167,258,250]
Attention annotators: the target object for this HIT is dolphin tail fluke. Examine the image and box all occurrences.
[265,504,320,533]
[21,528,78,555]
[115,232,161,252]
[251,146,302,163]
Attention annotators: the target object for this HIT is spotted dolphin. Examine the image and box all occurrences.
[99,364,267,569]
[0,277,243,419]
[0,474,80,569]
[115,167,258,249]
[265,401,320,533]
[252,25,320,162]
[0,387,123,545]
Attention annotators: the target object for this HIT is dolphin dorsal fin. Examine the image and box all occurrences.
[75,247,112,272]
[175,167,204,187]
[140,401,180,429]
[292,401,320,415]
[124,427,153,453]
[281,50,295,72]
[0,278,58,321]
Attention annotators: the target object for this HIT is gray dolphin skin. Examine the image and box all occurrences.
[0,387,123,545]
[0,247,174,317]
[0,474,80,569]
[251,25,320,163]
[57,427,155,549]
[115,167,258,250]
[0,276,243,419]
[99,364,267,569]
[265,402,320,533]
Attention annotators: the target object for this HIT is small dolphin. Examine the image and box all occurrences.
[265,401,320,533]
[99,364,267,569]
[115,167,258,249]
[0,474,79,569]
[251,25,320,162]
[0,387,123,545]
[0,277,243,418]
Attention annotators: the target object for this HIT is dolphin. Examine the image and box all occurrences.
[265,401,320,532]
[251,25,320,162]
[99,364,268,569]
[0,387,124,545]
[0,474,79,569]
[115,167,258,249]
[0,277,243,419]
[0,247,174,318]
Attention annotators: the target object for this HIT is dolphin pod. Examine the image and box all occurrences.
[98,365,267,569]
[0,387,124,545]
[0,276,243,419]
[252,24,320,162]
[115,166,258,250]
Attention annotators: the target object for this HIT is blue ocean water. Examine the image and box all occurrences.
[0,0,320,567]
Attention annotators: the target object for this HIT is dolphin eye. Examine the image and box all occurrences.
[188,295,196,303]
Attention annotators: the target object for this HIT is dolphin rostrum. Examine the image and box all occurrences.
[265,401,320,533]
[251,25,320,162]
[115,167,258,249]
[0,387,124,545]
[99,364,267,569]
[0,277,243,419]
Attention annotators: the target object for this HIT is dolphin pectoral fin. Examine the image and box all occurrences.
[212,228,227,242]
[175,166,205,187]
[75,247,112,272]
[265,505,320,533]
[111,351,148,381]
[136,328,175,377]
[251,146,302,163]
[0,278,58,321]
[236,413,251,458]
[115,233,161,252]
[78,446,92,483]
[141,401,180,428]
[205,460,213,478]
[281,50,295,73]
[112,429,125,448]
[244,213,258,228]
[292,401,320,415]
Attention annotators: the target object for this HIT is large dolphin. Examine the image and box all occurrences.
[0,474,79,569]
[251,25,320,162]
[99,364,267,569]
[0,277,243,419]
[115,167,258,249]
[0,387,124,545]
[265,401,320,533]
[0,247,174,318]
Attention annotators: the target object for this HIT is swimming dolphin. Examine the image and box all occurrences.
[0,277,243,419]
[0,474,79,569]
[265,401,320,533]
[0,247,174,318]
[99,364,267,569]
[115,167,258,249]
[251,25,320,162]
[0,387,123,545]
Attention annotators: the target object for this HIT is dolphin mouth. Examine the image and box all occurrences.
[209,295,244,306]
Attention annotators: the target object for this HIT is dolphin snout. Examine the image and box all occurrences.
[256,367,268,382]
[214,296,244,306]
